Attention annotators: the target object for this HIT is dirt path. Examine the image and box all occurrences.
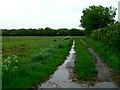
[80,39,118,86]
[36,39,118,89]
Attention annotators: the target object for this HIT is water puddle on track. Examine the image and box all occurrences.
[37,40,82,88]
[37,39,118,89]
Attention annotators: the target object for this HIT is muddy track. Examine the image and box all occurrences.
[80,39,117,83]
[36,39,118,89]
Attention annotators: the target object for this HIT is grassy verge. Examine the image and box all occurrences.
[83,38,120,75]
[2,36,72,89]
[74,38,97,83]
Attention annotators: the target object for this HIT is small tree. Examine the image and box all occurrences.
[80,5,116,35]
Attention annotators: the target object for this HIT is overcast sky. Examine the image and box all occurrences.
[0,0,119,29]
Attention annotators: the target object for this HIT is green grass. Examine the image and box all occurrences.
[74,38,97,82]
[2,36,63,60]
[83,38,120,75]
[2,36,73,89]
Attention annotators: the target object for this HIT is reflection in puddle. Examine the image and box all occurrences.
[38,40,82,88]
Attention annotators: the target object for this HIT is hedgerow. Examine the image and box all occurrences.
[90,23,120,51]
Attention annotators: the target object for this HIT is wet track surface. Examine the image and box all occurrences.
[38,40,82,88]
[37,40,118,89]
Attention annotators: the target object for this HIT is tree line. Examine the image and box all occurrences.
[1,27,85,36]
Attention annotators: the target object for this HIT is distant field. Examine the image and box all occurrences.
[2,36,72,88]
[3,36,64,59]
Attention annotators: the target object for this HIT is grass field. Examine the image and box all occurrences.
[74,38,97,83]
[2,36,73,88]
[3,36,63,59]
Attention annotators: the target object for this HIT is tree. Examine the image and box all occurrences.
[80,5,116,35]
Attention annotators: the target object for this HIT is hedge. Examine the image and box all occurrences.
[90,23,120,51]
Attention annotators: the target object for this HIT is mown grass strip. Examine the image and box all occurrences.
[74,38,97,82]
[2,36,73,89]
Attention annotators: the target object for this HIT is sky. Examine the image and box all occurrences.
[0,0,120,29]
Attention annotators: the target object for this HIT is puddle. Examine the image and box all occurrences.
[37,40,82,88]
[37,40,118,89]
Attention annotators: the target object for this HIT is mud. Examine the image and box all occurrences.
[88,48,112,82]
